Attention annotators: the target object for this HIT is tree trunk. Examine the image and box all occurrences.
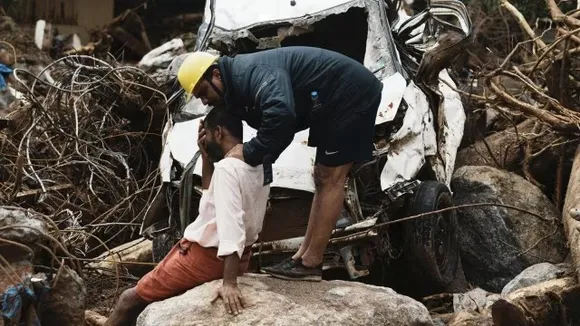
[456,120,535,169]
[491,277,580,325]
[563,144,580,281]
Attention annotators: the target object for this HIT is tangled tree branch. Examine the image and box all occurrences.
[477,0,580,137]
[0,55,168,257]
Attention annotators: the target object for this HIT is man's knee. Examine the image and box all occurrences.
[313,164,352,189]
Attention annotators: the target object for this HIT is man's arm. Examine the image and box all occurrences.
[217,253,244,315]
[212,164,247,314]
[198,119,214,189]
[242,67,297,167]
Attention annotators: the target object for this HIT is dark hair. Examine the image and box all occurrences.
[204,108,243,142]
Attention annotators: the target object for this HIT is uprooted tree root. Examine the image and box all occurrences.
[0,55,167,257]
[480,0,580,133]
[458,0,580,202]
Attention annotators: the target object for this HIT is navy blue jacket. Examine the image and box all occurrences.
[217,46,382,167]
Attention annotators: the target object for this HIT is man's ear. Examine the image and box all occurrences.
[213,67,221,80]
[216,126,224,141]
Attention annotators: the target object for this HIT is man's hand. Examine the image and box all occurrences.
[212,283,246,315]
[226,144,245,162]
[214,253,244,315]
[198,119,209,159]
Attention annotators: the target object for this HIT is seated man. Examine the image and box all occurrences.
[102,108,271,326]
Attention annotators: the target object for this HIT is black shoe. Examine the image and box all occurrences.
[260,257,296,274]
[263,258,322,282]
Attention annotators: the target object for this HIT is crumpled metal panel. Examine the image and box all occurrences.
[362,0,399,79]
[378,71,465,191]
[375,72,406,124]
[427,69,466,190]
[379,80,436,190]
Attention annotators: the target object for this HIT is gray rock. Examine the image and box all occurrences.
[137,274,434,326]
[431,317,447,326]
[447,311,493,326]
[451,166,567,292]
[39,266,86,326]
[501,262,572,295]
[453,288,500,313]
[0,206,49,262]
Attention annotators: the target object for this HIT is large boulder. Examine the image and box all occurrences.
[0,206,49,263]
[453,288,500,313]
[451,166,567,292]
[39,266,87,326]
[137,274,434,326]
[501,262,572,295]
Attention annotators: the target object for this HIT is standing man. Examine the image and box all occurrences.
[177,46,382,281]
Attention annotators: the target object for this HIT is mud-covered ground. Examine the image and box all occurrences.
[84,271,136,316]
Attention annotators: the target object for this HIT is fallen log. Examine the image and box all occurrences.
[491,277,580,325]
[88,238,153,277]
[455,118,564,192]
[456,119,535,169]
[563,144,580,281]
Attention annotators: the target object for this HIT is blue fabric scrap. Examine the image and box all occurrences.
[2,282,37,323]
[0,63,13,91]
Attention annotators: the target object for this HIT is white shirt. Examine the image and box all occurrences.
[183,157,270,259]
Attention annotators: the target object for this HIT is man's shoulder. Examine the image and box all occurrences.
[214,158,267,192]
[215,157,261,172]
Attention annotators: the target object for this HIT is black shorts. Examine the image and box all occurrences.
[308,94,381,167]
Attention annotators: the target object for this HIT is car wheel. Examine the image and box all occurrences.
[401,180,460,297]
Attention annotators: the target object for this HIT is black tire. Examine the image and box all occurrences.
[401,180,460,297]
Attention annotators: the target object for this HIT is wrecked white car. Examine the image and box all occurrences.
[142,0,472,297]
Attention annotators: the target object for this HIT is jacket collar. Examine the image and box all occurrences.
[217,57,235,112]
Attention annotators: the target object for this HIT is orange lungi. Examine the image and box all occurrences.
[136,238,252,302]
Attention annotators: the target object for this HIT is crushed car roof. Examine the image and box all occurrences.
[201,0,366,31]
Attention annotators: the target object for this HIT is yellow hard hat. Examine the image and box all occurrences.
[177,51,219,99]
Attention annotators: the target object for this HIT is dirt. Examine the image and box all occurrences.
[0,14,51,64]
[83,270,137,316]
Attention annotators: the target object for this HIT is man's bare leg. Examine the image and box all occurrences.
[103,288,149,326]
[292,185,324,260]
[300,163,352,267]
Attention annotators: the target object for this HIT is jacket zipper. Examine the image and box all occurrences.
[250,81,269,112]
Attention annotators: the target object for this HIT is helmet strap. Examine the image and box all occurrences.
[204,66,223,99]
